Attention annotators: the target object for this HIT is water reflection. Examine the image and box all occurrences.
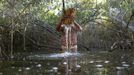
[0,51,134,75]
[58,56,81,75]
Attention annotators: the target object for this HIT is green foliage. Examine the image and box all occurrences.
[0,0,134,56]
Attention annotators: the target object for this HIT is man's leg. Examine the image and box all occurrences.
[61,45,67,52]
[70,45,77,53]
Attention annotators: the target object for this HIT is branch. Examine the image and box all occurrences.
[126,10,134,29]
[78,43,90,51]
[81,8,99,25]
[16,30,60,49]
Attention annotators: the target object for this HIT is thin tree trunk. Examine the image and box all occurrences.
[23,28,26,51]
[23,21,28,51]
[10,19,14,58]
[23,18,28,51]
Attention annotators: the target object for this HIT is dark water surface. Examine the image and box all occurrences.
[0,50,134,75]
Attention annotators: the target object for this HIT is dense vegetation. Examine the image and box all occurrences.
[0,0,134,58]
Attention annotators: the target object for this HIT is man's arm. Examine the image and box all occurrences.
[56,18,63,32]
[74,21,82,31]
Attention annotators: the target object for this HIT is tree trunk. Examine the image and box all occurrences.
[10,19,14,58]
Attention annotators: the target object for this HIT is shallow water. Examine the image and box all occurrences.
[0,50,134,75]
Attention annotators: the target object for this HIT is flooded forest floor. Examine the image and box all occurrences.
[0,49,134,75]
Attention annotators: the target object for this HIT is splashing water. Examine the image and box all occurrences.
[48,52,81,58]
[28,52,81,60]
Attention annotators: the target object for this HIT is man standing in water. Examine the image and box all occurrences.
[56,8,82,53]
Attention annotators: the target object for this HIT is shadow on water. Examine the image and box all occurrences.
[0,50,134,75]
